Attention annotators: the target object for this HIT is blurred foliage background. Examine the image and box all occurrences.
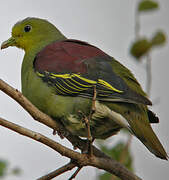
[0,0,167,180]
[0,160,21,179]
[98,0,166,179]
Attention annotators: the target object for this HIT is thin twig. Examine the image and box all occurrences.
[134,1,152,97]
[84,116,93,156]
[92,85,97,112]
[68,167,82,180]
[37,162,76,180]
[85,85,97,156]
[119,135,132,164]
[146,53,152,96]
[135,9,140,39]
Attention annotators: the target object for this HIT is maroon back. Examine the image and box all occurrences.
[34,39,108,74]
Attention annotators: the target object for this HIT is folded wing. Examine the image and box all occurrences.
[34,39,152,105]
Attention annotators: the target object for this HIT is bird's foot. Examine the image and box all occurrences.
[57,130,65,139]
[54,127,69,139]
[53,129,57,135]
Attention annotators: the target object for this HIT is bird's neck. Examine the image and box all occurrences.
[21,35,66,94]
[24,34,66,66]
[26,35,66,55]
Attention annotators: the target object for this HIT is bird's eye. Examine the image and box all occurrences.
[24,25,32,32]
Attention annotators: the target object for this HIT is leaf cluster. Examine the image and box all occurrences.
[130,31,166,59]
[130,0,166,60]
[98,141,133,180]
[98,1,167,179]
[0,159,21,178]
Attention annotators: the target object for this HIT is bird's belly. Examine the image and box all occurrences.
[62,101,123,139]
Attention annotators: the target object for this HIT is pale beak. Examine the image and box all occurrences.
[1,37,16,49]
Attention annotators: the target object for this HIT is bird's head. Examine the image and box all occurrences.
[1,17,65,52]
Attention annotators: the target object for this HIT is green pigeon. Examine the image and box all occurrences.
[1,17,167,160]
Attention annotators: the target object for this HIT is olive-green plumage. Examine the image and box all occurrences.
[1,17,167,160]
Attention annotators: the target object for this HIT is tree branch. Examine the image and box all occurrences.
[37,162,76,180]
[0,79,142,180]
[0,117,81,160]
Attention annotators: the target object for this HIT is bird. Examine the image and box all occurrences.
[1,17,167,160]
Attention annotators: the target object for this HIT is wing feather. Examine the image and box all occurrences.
[35,71,124,98]
[34,39,152,105]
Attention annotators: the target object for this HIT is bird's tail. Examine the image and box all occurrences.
[105,102,167,159]
[129,118,168,160]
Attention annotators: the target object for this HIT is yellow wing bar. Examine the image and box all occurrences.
[36,71,123,96]
[98,79,123,93]
[50,73,97,84]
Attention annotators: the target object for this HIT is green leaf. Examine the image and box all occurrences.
[99,172,121,180]
[98,141,134,180]
[130,38,152,59]
[100,142,133,171]
[138,0,159,12]
[99,172,112,180]
[11,167,22,175]
[0,160,8,177]
[151,31,167,47]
